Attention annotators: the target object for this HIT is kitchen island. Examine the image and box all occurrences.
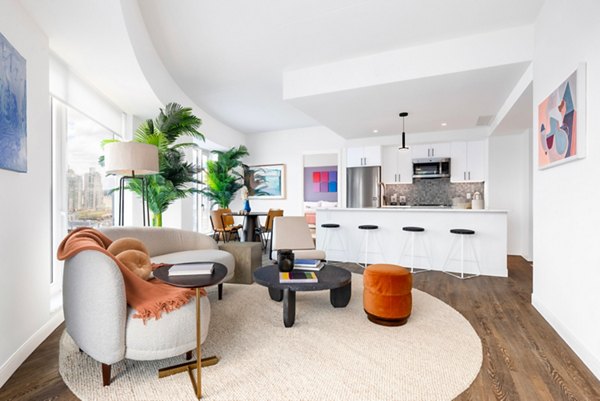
[315,207,507,277]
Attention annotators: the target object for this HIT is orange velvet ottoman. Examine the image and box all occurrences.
[363,264,412,326]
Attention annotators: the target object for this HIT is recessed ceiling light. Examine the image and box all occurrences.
[441,122,447,127]
[373,129,379,133]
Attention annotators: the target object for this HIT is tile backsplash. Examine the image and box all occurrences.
[384,178,484,206]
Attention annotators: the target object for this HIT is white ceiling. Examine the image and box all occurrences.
[138,0,543,134]
[19,0,544,138]
[288,62,531,139]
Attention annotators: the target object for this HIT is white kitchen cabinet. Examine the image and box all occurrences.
[410,143,451,159]
[450,140,487,182]
[382,146,413,183]
[346,146,381,167]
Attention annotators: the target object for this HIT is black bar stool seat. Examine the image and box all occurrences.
[358,225,379,230]
[450,228,475,235]
[402,226,425,232]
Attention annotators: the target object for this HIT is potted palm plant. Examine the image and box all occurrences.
[201,145,249,209]
[101,103,205,226]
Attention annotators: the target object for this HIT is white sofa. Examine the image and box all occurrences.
[63,227,235,386]
[101,227,235,299]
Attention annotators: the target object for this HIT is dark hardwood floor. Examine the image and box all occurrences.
[1,256,599,400]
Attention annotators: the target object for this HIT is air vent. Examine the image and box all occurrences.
[476,115,495,126]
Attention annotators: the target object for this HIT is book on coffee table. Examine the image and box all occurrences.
[168,262,214,276]
[279,271,318,283]
[294,259,320,267]
[294,261,324,271]
[294,259,324,271]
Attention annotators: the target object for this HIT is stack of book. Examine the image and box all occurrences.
[168,262,214,276]
[279,271,318,283]
[294,259,325,271]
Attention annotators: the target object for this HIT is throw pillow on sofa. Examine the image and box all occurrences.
[107,237,150,257]
[115,250,153,280]
[108,237,153,280]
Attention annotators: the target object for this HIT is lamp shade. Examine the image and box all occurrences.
[104,142,159,176]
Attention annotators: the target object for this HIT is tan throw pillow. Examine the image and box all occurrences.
[115,250,153,281]
[107,237,149,257]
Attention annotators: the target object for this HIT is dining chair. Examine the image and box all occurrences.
[221,208,243,241]
[210,209,241,242]
[255,209,283,254]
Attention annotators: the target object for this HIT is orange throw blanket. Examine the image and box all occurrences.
[57,227,204,321]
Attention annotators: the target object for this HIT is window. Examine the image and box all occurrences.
[193,148,216,234]
[51,98,122,310]
[64,106,118,230]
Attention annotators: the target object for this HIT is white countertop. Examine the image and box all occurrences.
[318,207,507,213]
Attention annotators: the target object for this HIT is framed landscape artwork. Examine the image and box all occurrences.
[537,64,586,169]
[0,32,27,173]
[245,164,286,199]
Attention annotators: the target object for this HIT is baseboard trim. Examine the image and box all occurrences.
[0,310,64,388]
[532,293,600,380]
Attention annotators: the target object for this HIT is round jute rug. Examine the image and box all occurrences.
[59,273,482,401]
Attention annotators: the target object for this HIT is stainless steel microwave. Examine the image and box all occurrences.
[412,157,451,179]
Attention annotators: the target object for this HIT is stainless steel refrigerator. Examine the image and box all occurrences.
[346,166,381,208]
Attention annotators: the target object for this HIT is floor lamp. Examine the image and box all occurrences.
[104,142,159,226]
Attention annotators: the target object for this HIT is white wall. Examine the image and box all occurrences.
[487,131,532,259]
[304,153,338,168]
[0,1,61,387]
[240,126,345,215]
[532,0,600,379]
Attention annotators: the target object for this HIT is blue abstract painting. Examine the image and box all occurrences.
[0,32,27,173]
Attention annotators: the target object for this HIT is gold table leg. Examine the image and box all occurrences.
[158,288,219,399]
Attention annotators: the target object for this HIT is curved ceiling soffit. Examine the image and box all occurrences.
[19,0,162,119]
[118,0,244,150]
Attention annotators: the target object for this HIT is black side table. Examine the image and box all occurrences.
[253,264,352,327]
[154,263,227,399]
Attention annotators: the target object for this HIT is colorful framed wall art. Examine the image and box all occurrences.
[303,166,337,202]
[538,64,586,169]
[245,164,286,199]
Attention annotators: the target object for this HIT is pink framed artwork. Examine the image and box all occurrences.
[538,64,586,169]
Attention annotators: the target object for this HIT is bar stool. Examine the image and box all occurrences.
[442,228,481,279]
[357,225,383,268]
[399,226,432,273]
[320,223,346,262]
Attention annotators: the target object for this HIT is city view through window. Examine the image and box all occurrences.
[66,107,120,230]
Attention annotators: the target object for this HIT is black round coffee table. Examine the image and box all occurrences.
[253,264,352,327]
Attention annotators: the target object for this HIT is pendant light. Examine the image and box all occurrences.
[398,112,410,151]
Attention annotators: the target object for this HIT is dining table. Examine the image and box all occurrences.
[224,211,267,242]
